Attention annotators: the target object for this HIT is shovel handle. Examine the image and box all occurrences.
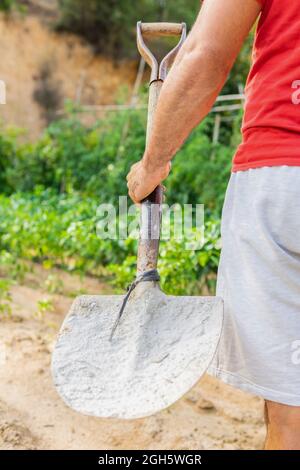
[140,22,184,38]
[137,21,186,83]
[137,81,163,275]
[136,22,186,275]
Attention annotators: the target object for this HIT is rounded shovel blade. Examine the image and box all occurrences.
[52,285,223,419]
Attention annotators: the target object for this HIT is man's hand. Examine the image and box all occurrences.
[127,158,171,204]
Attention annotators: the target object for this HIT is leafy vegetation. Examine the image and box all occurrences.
[0,0,25,14]
[110,219,221,295]
[0,278,12,317]
[0,0,17,12]
[0,108,235,213]
[0,190,221,295]
[0,98,242,297]
[35,298,54,319]
[0,190,130,272]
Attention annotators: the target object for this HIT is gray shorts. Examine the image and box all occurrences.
[208,166,300,406]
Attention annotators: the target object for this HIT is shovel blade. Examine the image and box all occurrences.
[52,285,223,419]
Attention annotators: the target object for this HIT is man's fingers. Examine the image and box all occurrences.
[127,158,169,204]
[129,190,140,205]
[126,162,139,181]
[127,180,140,204]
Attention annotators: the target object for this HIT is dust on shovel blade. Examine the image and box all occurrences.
[52,284,223,419]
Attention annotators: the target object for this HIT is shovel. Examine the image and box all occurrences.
[52,21,223,419]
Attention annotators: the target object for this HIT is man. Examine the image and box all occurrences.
[127,0,300,450]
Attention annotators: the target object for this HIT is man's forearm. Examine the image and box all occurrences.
[141,0,262,173]
[127,0,261,203]
[142,42,231,171]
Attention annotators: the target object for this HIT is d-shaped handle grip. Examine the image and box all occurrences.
[140,22,184,38]
[137,21,186,83]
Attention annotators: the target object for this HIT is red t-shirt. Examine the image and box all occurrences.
[233,0,300,172]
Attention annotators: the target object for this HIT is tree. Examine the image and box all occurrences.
[57,0,200,58]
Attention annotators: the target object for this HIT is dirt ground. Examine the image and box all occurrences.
[0,12,137,139]
[0,265,265,450]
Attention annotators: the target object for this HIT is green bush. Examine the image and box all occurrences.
[109,219,221,295]
[2,109,145,197]
[0,190,136,273]
[0,0,16,12]
[0,108,233,215]
[0,278,12,317]
[167,120,232,212]
[0,0,24,14]
[0,128,21,194]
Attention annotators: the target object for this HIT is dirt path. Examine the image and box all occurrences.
[0,267,265,450]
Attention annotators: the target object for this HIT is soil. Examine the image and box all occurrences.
[0,11,137,139]
[0,265,265,450]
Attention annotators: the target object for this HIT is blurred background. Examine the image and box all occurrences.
[0,0,265,451]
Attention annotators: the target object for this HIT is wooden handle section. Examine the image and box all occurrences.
[140,22,183,38]
[136,80,163,275]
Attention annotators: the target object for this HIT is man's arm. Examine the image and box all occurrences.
[127,0,262,203]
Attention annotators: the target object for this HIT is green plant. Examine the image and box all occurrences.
[166,120,232,214]
[0,0,17,12]
[44,274,64,294]
[0,190,222,294]
[0,127,22,194]
[35,298,54,319]
[0,279,12,316]
[0,0,25,14]
[109,219,221,296]
[0,190,133,274]
[0,250,29,282]
[0,107,233,216]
